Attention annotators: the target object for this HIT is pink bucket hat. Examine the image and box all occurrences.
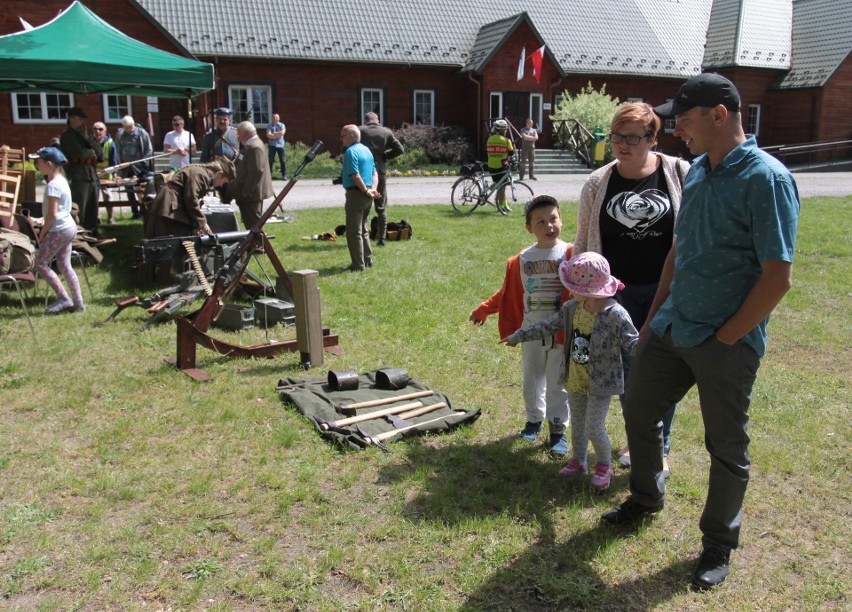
[559,252,624,297]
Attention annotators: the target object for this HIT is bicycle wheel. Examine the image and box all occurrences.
[502,180,534,214]
[451,177,483,214]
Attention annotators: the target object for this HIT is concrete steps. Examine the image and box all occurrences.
[525,149,591,175]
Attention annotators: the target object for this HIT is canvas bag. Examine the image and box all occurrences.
[0,227,35,274]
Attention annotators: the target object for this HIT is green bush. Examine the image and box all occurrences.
[393,125,474,166]
[284,141,341,179]
[551,81,620,134]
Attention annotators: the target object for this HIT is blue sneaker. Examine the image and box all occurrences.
[548,433,569,458]
[519,421,543,441]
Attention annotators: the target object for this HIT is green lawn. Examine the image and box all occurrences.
[0,196,849,610]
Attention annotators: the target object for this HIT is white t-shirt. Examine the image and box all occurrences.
[519,240,569,326]
[45,174,75,233]
[163,129,196,168]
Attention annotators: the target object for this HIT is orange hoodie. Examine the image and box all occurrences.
[471,244,573,343]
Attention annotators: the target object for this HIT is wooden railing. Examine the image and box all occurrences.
[551,119,596,168]
[762,139,852,168]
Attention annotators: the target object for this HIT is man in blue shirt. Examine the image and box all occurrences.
[340,124,379,271]
[601,74,800,590]
[266,113,287,178]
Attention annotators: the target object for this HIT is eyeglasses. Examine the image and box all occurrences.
[608,133,649,146]
[93,127,104,131]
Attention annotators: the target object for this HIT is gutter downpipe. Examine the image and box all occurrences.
[468,72,482,155]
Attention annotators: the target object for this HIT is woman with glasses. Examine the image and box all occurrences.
[575,102,690,476]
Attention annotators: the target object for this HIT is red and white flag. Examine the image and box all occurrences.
[530,45,545,84]
[517,47,525,81]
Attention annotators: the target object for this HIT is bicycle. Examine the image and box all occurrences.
[450,160,534,215]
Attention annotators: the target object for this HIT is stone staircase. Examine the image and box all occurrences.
[528,148,591,175]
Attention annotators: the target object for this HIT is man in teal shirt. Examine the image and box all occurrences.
[601,74,800,590]
[340,124,379,271]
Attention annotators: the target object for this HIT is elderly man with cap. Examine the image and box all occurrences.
[600,73,800,590]
[200,107,240,164]
[59,106,101,232]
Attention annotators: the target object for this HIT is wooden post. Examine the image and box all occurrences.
[292,269,323,368]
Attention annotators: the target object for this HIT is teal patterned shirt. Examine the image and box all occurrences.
[650,137,800,357]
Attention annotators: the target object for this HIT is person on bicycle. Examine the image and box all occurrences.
[486,119,515,210]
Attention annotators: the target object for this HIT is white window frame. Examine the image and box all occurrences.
[489,92,503,120]
[361,88,383,122]
[228,85,272,127]
[746,103,761,137]
[529,94,543,130]
[102,94,132,124]
[11,92,74,124]
[413,89,435,126]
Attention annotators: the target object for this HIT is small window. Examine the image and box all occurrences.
[746,104,761,137]
[663,98,675,133]
[361,88,383,121]
[413,89,434,126]
[228,85,271,126]
[12,92,73,124]
[529,94,543,130]
[489,92,503,120]
[103,94,131,123]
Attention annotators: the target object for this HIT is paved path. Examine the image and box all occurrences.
[267,171,852,212]
[34,171,852,216]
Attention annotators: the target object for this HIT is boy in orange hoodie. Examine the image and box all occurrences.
[470,195,573,456]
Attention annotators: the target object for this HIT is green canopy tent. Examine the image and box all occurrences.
[0,1,213,98]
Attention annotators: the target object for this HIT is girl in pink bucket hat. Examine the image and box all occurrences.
[504,252,638,490]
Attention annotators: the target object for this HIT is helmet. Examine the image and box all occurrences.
[492,119,508,132]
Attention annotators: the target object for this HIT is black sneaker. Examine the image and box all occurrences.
[601,497,663,525]
[692,546,730,589]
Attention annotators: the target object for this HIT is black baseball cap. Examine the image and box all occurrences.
[66,106,87,118]
[654,73,741,118]
[214,107,233,116]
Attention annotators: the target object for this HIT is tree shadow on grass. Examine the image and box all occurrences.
[376,436,689,609]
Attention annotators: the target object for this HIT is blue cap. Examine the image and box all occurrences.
[29,146,67,165]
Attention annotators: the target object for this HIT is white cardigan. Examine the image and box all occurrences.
[575,153,691,254]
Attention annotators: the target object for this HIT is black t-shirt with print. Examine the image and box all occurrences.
[599,163,674,285]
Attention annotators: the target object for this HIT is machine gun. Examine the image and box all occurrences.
[135,229,249,285]
[171,140,338,380]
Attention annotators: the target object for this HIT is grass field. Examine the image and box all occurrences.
[0,195,849,610]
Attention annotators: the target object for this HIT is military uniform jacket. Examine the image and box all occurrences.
[60,128,100,183]
[146,166,215,229]
[359,124,404,174]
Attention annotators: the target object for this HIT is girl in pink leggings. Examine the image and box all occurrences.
[30,147,84,314]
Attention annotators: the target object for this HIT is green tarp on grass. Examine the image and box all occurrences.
[0,1,213,98]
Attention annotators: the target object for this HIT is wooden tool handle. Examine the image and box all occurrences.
[320,401,424,430]
[397,401,448,420]
[340,389,434,411]
[366,413,453,444]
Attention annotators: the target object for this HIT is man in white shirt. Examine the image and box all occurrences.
[163,115,196,170]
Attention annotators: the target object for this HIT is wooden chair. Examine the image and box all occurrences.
[0,172,21,230]
[0,174,35,334]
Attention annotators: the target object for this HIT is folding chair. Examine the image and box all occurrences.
[12,212,93,303]
[0,270,37,335]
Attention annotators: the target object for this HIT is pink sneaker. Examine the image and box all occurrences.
[558,458,587,478]
[590,463,613,490]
